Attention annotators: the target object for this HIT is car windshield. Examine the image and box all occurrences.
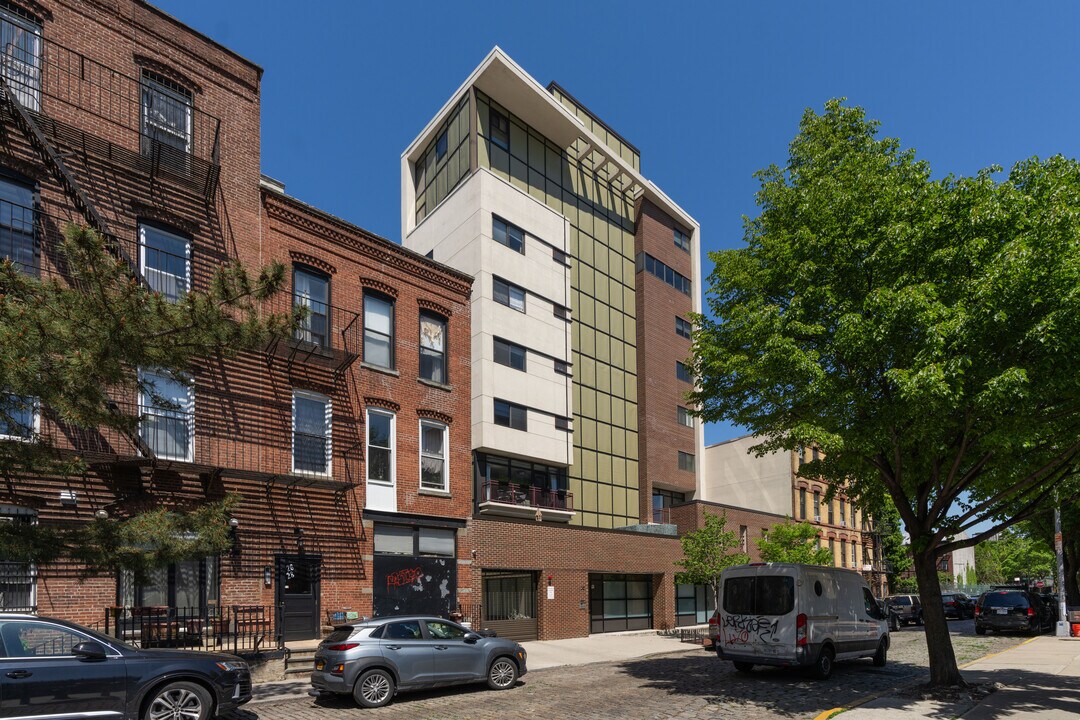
[982,592,1028,608]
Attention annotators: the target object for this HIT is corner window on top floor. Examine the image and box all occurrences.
[493,217,524,253]
[489,108,510,152]
[141,72,192,158]
[493,277,526,312]
[293,266,330,348]
[363,292,395,369]
[139,369,193,462]
[139,223,190,302]
[674,227,691,253]
[0,175,36,275]
[419,311,447,384]
[0,6,42,112]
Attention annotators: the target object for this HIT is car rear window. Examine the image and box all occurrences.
[323,628,355,644]
[889,597,912,606]
[723,576,795,616]
[982,592,1028,608]
[942,595,956,601]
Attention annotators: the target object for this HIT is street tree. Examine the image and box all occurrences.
[0,225,295,573]
[756,521,833,565]
[675,513,749,612]
[688,100,1080,686]
[976,526,1058,588]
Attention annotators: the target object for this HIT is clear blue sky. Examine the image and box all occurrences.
[157,0,1080,446]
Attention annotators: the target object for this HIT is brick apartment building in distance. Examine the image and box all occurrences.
[704,436,885,596]
[401,48,786,639]
[0,0,474,643]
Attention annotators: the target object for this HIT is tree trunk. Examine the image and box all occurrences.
[912,543,965,687]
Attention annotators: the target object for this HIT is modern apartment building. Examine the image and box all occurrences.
[401,48,779,639]
[703,435,884,595]
[0,0,474,644]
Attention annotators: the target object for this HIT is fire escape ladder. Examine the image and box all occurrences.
[0,74,140,279]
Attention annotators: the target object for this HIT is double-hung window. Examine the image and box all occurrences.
[0,393,37,440]
[419,420,448,492]
[366,409,395,485]
[493,278,525,312]
[363,292,395,369]
[292,391,331,476]
[141,72,192,164]
[419,312,447,383]
[492,217,524,253]
[139,369,193,461]
[493,399,527,431]
[293,266,330,348]
[0,7,41,111]
[140,223,190,301]
[493,338,526,371]
[0,176,35,275]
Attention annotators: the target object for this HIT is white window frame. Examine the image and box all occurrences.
[138,369,194,462]
[365,408,396,487]
[418,420,449,492]
[138,223,191,301]
[291,390,332,477]
[0,393,39,442]
[0,7,42,112]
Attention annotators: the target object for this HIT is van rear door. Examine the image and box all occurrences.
[720,572,796,659]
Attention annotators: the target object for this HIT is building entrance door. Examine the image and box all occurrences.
[276,555,321,641]
[589,573,653,633]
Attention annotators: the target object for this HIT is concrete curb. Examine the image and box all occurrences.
[810,636,1038,720]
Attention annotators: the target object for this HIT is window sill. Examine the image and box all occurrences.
[418,378,452,392]
[361,362,399,377]
[418,488,452,498]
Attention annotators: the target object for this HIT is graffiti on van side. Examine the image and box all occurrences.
[723,614,779,644]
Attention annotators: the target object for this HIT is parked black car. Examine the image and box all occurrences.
[876,600,901,631]
[941,592,976,620]
[975,589,1054,635]
[885,595,923,625]
[0,613,251,720]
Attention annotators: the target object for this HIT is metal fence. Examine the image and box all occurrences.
[104,604,283,655]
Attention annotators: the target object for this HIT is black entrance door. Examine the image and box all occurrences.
[276,555,320,641]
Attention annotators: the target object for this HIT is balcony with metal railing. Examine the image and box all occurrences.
[1,33,222,200]
[265,294,361,374]
[478,480,574,522]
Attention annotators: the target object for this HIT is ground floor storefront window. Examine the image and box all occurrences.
[589,573,653,633]
[372,522,457,617]
[482,571,537,641]
[119,557,219,611]
[675,583,715,626]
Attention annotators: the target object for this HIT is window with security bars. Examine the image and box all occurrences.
[140,224,190,302]
[0,176,35,274]
[140,369,193,461]
[141,73,192,169]
[293,391,331,475]
[293,266,330,347]
[0,7,41,111]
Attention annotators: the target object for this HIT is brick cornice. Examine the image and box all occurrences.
[289,250,336,276]
[263,193,473,296]
[417,298,452,318]
[364,397,400,413]
[417,408,452,425]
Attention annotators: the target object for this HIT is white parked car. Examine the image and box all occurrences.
[713,563,890,679]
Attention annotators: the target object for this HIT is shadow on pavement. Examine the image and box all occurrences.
[960,668,1080,719]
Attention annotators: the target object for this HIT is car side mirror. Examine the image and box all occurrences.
[72,641,107,660]
[464,633,481,645]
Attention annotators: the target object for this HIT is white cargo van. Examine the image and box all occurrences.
[714,563,889,679]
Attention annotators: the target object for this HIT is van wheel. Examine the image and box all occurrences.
[732,661,754,674]
[872,639,887,667]
[812,646,834,680]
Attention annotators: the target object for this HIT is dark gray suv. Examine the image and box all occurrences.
[309,616,527,708]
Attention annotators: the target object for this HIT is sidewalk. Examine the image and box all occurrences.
[837,636,1080,720]
[249,630,700,704]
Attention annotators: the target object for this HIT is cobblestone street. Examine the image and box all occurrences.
[233,622,1024,720]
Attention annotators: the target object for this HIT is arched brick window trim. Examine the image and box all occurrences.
[131,201,200,235]
[364,396,400,412]
[0,157,46,182]
[5,0,50,22]
[417,298,452,317]
[359,277,397,298]
[133,54,203,94]
[417,408,452,425]
[289,250,336,276]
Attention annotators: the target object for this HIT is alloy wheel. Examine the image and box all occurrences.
[149,688,203,720]
[490,659,516,688]
[361,673,391,704]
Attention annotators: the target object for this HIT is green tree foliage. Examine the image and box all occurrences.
[675,513,749,611]
[0,226,294,570]
[964,565,978,587]
[975,527,1056,586]
[1025,490,1080,605]
[756,521,833,565]
[689,100,1080,686]
[875,504,912,593]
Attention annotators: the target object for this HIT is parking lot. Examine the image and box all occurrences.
[234,620,1026,720]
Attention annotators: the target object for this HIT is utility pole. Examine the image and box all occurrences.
[1056,498,1069,636]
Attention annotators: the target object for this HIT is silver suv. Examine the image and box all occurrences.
[309,615,527,708]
